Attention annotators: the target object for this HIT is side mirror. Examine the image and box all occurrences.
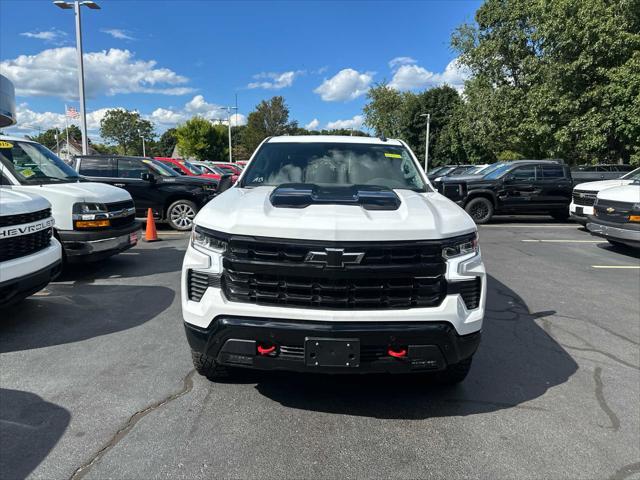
[141,172,155,182]
[216,173,233,194]
[504,173,515,182]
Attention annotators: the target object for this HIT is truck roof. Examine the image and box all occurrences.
[266,135,403,146]
[0,135,36,143]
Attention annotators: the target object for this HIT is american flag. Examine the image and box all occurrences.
[66,106,80,119]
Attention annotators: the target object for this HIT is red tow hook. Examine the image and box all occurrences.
[388,346,408,358]
[257,344,277,356]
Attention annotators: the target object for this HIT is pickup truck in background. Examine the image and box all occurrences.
[571,164,635,185]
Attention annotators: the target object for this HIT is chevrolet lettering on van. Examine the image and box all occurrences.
[0,218,55,239]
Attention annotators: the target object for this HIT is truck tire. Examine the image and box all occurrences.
[191,351,230,380]
[167,200,198,231]
[437,357,473,384]
[465,197,494,224]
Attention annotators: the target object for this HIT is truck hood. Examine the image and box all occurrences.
[0,187,51,216]
[574,179,633,192]
[597,184,640,203]
[12,181,132,204]
[195,186,476,241]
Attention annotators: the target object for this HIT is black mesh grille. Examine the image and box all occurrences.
[0,208,51,228]
[110,215,136,228]
[218,234,473,310]
[572,191,598,206]
[448,278,482,310]
[0,228,52,262]
[187,269,221,302]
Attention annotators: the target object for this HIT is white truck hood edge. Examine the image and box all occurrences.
[195,186,476,241]
[574,179,632,192]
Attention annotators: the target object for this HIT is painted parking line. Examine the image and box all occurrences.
[522,239,601,243]
[592,265,640,269]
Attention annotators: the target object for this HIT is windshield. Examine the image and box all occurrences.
[483,163,515,180]
[183,161,203,175]
[0,139,80,184]
[143,159,180,177]
[622,167,640,180]
[241,142,427,191]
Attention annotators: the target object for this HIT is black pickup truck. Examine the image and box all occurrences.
[73,155,227,230]
[437,160,573,223]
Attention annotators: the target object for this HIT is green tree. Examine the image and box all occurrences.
[29,125,82,151]
[99,109,155,155]
[175,116,226,161]
[452,0,640,165]
[154,128,178,157]
[242,96,298,153]
[362,83,406,138]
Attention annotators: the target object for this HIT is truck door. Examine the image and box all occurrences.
[501,165,540,211]
[536,164,572,208]
[115,158,158,218]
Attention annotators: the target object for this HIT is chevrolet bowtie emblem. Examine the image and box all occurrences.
[606,207,615,213]
[305,248,364,268]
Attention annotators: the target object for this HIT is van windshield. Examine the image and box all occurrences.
[0,139,80,184]
[241,142,427,192]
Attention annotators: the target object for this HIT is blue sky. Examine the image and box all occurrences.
[0,0,480,139]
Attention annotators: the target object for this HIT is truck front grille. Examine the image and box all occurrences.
[594,199,636,224]
[219,234,475,310]
[572,191,598,206]
[0,208,51,228]
[0,228,52,262]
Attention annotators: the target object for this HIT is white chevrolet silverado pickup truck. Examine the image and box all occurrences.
[0,188,62,306]
[181,136,486,383]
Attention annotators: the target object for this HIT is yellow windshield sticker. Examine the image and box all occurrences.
[142,160,151,164]
[384,152,402,158]
[0,141,13,149]
[19,168,35,178]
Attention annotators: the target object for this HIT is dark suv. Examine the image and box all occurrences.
[74,156,220,230]
[437,160,573,224]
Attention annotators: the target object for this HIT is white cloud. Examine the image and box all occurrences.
[314,69,374,102]
[101,29,136,40]
[0,47,194,99]
[149,107,187,126]
[20,29,67,44]
[7,103,111,134]
[151,96,247,127]
[247,70,303,90]
[305,118,320,130]
[388,56,416,69]
[389,58,470,92]
[326,115,364,130]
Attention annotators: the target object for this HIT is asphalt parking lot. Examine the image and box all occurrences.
[1,219,639,480]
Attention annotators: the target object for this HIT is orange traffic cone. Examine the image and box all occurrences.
[144,208,160,242]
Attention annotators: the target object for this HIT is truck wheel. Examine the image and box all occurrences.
[437,357,473,384]
[550,209,570,221]
[465,198,494,224]
[167,200,198,231]
[191,351,230,380]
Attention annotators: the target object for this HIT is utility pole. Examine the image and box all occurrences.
[221,105,238,162]
[139,129,146,157]
[420,113,431,171]
[54,1,101,155]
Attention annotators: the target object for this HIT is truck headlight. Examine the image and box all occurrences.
[191,226,227,254]
[72,202,110,228]
[443,233,478,259]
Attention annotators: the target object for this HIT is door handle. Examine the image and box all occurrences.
[114,183,125,187]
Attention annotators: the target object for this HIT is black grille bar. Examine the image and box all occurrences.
[0,228,52,262]
[187,269,221,302]
[447,278,482,310]
[0,208,51,228]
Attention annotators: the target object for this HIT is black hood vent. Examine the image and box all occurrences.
[269,183,401,210]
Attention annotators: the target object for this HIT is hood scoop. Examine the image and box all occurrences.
[269,183,401,210]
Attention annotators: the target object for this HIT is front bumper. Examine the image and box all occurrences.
[185,317,481,374]
[569,202,593,224]
[0,239,62,306]
[587,219,640,247]
[59,221,141,262]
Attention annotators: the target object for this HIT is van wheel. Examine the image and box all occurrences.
[191,351,230,380]
[167,200,198,231]
[436,357,473,384]
[465,197,494,224]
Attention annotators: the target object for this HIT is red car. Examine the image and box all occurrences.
[155,157,222,181]
[208,161,243,176]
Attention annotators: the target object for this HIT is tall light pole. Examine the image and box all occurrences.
[221,106,238,162]
[138,129,146,157]
[420,113,431,172]
[54,0,100,155]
